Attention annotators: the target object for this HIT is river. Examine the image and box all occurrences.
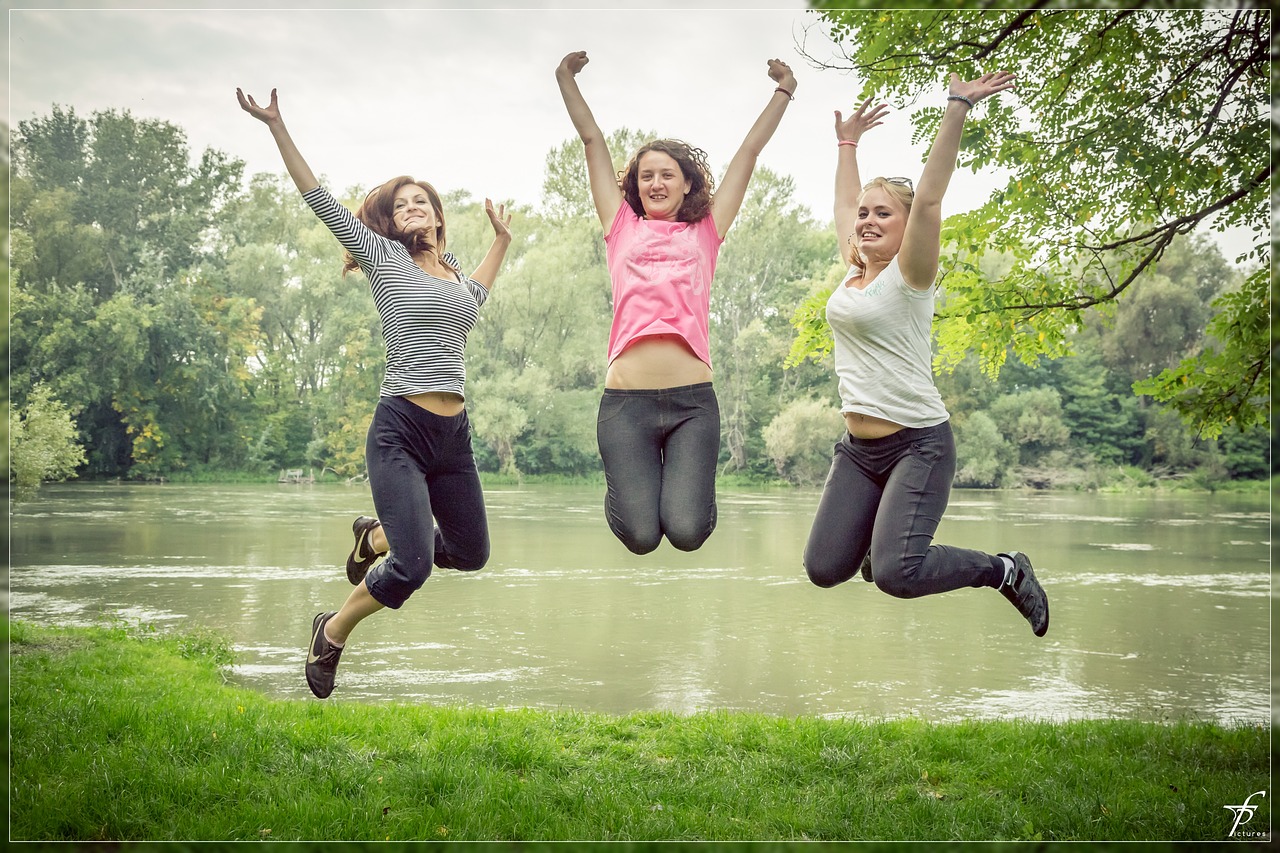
[6,482,1271,724]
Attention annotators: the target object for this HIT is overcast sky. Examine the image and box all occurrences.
[7,1,1009,225]
[7,1,1253,261]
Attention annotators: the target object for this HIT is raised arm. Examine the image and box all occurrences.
[710,59,797,239]
[555,51,622,229]
[898,71,1016,289]
[833,98,890,266]
[236,88,318,194]
[469,198,513,290]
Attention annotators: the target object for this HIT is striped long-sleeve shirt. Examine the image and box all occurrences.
[303,185,488,400]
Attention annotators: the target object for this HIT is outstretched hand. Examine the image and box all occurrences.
[948,71,1016,106]
[767,58,797,93]
[835,97,889,143]
[557,51,589,77]
[485,199,512,241]
[237,87,280,124]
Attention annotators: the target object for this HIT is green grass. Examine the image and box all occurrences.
[8,620,1272,842]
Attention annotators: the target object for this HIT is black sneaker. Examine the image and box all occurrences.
[999,551,1049,637]
[859,553,874,583]
[305,611,343,698]
[346,516,386,585]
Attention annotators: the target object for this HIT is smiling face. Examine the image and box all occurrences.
[391,183,440,243]
[855,186,909,260]
[635,150,692,221]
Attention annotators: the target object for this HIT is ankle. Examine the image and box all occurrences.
[324,624,347,647]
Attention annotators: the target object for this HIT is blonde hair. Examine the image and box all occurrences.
[848,177,915,270]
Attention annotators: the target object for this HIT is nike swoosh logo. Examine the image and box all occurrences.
[308,621,325,664]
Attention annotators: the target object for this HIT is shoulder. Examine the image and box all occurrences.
[889,257,935,298]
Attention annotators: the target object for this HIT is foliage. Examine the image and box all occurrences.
[798,3,1270,435]
[712,168,834,473]
[8,383,87,501]
[8,102,1265,490]
[1132,267,1269,439]
[762,397,843,485]
[9,106,246,477]
[952,411,1015,488]
[988,387,1071,467]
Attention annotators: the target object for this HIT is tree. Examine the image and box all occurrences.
[9,384,86,500]
[953,411,1016,488]
[10,106,247,476]
[988,386,1071,468]
[713,168,832,474]
[799,2,1269,436]
[763,398,843,485]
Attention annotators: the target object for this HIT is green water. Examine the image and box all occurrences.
[7,482,1271,723]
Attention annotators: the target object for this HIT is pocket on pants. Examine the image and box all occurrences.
[597,394,629,425]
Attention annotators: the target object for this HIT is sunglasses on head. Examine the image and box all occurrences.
[864,176,915,193]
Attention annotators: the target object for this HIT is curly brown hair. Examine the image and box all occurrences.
[619,139,715,223]
[847,176,915,271]
[342,176,447,275]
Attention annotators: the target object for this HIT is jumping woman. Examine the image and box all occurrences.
[237,87,513,697]
[555,50,797,554]
[803,72,1050,637]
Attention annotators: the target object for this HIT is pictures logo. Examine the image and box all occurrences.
[1224,790,1266,838]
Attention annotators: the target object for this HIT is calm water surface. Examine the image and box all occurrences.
[7,482,1271,724]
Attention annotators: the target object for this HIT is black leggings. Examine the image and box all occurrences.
[596,383,720,554]
[804,421,1004,596]
[363,396,489,609]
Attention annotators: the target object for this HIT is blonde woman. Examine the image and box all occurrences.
[804,72,1049,637]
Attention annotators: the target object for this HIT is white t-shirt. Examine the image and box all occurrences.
[825,256,949,428]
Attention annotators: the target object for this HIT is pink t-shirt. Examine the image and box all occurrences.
[603,203,724,367]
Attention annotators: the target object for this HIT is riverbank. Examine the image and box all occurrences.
[64,467,1275,495]
[9,620,1270,842]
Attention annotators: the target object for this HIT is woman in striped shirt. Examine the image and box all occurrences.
[238,87,513,698]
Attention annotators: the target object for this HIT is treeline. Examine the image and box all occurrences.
[7,107,1269,492]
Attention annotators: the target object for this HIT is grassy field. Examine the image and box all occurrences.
[7,619,1272,843]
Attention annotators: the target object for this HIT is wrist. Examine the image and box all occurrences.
[774,84,795,101]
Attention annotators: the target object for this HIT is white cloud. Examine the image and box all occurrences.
[7,1,1251,260]
[8,2,950,222]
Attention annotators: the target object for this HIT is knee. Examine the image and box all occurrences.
[872,558,924,599]
[437,539,489,572]
[608,516,662,554]
[664,521,713,552]
[443,552,487,572]
[803,551,846,588]
[621,532,661,555]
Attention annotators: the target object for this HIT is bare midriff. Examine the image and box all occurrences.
[843,411,905,440]
[405,391,466,417]
[605,334,712,390]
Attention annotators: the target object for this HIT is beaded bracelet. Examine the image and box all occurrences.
[947,94,975,108]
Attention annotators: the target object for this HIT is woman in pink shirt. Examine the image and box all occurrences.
[555,50,797,554]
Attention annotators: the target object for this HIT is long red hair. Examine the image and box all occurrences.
[342,176,447,275]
